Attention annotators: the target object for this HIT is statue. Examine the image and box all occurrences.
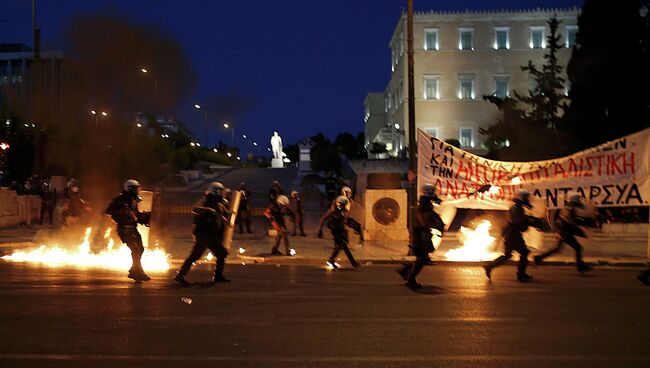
[270,131,283,159]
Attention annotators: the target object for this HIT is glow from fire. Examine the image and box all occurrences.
[289,248,297,256]
[238,247,246,254]
[1,227,170,271]
[445,220,500,261]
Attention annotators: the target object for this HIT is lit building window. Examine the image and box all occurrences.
[459,28,474,50]
[458,76,475,100]
[424,28,439,51]
[566,25,578,48]
[494,76,509,98]
[530,26,545,49]
[460,127,474,148]
[423,76,439,100]
[399,32,404,56]
[425,127,439,138]
[494,27,510,49]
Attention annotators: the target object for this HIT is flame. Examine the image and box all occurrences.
[1,227,170,271]
[511,176,522,185]
[289,248,297,256]
[445,220,500,261]
[204,252,214,262]
[325,261,341,270]
[238,247,246,254]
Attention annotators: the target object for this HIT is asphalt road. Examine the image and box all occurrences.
[1,261,649,368]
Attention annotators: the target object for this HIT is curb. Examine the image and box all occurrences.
[2,243,648,268]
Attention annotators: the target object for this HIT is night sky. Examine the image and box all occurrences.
[1,0,582,153]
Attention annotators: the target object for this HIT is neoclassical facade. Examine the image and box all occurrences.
[365,8,579,157]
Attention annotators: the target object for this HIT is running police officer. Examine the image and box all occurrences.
[318,196,362,269]
[484,189,548,282]
[534,192,593,273]
[396,184,444,288]
[105,179,151,281]
[174,182,230,286]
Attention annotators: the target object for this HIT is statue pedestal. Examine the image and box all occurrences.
[271,158,284,168]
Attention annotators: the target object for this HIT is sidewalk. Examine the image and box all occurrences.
[1,224,648,268]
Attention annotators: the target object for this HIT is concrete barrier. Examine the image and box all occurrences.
[0,189,41,228]
[602,223,648,235]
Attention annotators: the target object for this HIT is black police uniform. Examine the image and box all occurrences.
[534,206,592,272]
[322,208,362,268]
[40,188,56,225]
[268,184,284,204]
[265,202,294,255]
[237,187,253,234]
[177,194,230,283]
[292,195,306,236]
[485,200,545,281]
[105,191,151,280]
[397,195,444,286]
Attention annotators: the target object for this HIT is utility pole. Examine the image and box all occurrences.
[407,0,417,248]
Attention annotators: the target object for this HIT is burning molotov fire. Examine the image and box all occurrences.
[445,220,500,262]
[1,227,170,271]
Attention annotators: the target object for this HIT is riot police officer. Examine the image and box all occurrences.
[484,189,547,282]
[237,182,253,234]
[105,179,151,282]
[318,196,362,269]
[290,190,306,236]
[174,182,230,286]
[265,194,295,255]
[39,182,56,225]
[396,184,444,289]
[534,192,593,273]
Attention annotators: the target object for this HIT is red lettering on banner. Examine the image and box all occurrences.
[567,159,578,178]
[624,152,636,174]
[446,180,459,198]
[607,154,624,175]
[553,163,566,178]
[583,156,593,177]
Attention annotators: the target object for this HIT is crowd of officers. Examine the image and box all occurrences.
[98,178,650,288]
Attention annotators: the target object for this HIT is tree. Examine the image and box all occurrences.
[563,0,650,149]
[334,132,365,159]
[368,142,388,159]
[480,17,571,161]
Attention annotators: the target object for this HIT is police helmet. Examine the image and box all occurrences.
[123,179,140,195]
[290,190,299,199]
[514,189,531,207]
[205,182,225,197]
[421,184,437,198]
[276,194,289,207]
[335,195,351,212]
[341,186,352,198]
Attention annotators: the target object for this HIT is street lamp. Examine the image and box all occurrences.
[140,67,158,103]
[223,122,234,147]
[90,109,109,125]
[194,104,209,147]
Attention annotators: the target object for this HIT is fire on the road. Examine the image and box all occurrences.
[1,227,170,271]
[445,220,500,261]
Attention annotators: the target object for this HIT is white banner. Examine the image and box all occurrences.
[417,128,650,210]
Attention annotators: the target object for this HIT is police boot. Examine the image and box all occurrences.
[212,274,231,283]
[483,265,493,280]
[517,273,533,282]
[405,279,423,289]
[173,273,191,287]
[577,263,593,273]
[636,272,650,286]
[533,255,543,265]
[128,267,151,282]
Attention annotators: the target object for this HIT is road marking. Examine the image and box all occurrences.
[1,354,649,363]
[281,317,526,322]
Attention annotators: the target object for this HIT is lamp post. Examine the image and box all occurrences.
[140,67,159,104]
[194,104,209,147]
[90,110,109,125]
[407,0,417,249]
[223,122,234,148]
